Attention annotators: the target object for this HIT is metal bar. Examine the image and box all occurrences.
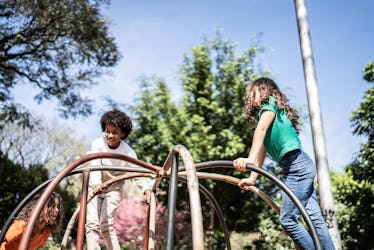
[173,145,204,250]
[178,177,232,250]
[178,171,280,214]
[165,153,178,249]
[19,152,160,249]
[76,170,89,250]
[61,172,157,248]
[0,180,50,243]
[246,164,322,250]
[147,191,157,250]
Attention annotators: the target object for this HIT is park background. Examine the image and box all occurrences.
[1,0,373,249]
[14,0,373,172]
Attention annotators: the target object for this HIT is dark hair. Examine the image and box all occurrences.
[100,109,132,139]
[245,77,300,132]
[16,192,64,232]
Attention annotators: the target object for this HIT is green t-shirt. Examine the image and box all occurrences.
[259,96,301,163]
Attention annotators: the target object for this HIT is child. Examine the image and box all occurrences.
[1,192,63,250]
[233,77,335,249]
[85,109,154,250]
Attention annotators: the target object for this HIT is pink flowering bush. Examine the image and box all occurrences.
[114,198,192,249]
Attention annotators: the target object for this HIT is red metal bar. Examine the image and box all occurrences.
[19,152,160,249]
[76,170,89,250]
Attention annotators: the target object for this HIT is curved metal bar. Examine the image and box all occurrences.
[6,155,315,249]
[87,165,155,173]
[19,153,160,250]
[60,172,156,248]
[1,166,156,248]
[245,164,322,250]
[76,170,89,249]
[60,169,279,250]
[61,203,80,249]
[178,171,280,215]
[177,176,232,250]
[180,160,322,249]
[172,145,204,250]
[178,160,234,172]
[144,191,157,250]
[1,165,156,244]
[0,179,50,243]
[62,161,279,249]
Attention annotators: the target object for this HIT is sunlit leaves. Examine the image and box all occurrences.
[0,0,120,124]
[335,61,374,249]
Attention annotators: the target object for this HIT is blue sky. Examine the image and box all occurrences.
[16,0,373,172]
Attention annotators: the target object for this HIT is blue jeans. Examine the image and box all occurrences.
[279,150,335,250]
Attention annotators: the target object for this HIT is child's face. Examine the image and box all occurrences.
[104,124,125,149]
[48,197,60,223]
[42,197,60,225]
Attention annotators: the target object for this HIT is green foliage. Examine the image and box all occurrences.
[128,75,187,166]
[0,152,78,244]
[333,61,374,249]
[41,240,61,250]
[126,30,281,247]
[350,88,374,141]
[362,61,374,82]
[177,34,264,232]
[180,33,264,162]
[0,152,49,225]
[0,0,120,127]
[0,116,85,245]
[256,204,293,249]
[332,170,374,249]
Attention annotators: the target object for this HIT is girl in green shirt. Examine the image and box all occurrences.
[233,77,334,250]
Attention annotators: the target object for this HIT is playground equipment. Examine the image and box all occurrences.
[0,144,322,249]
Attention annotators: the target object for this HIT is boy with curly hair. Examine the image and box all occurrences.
[85,109,154,250]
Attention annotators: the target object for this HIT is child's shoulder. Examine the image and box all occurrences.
[118,140,132,150]
[91,137,107,149]
[91,137,103,145]
[9,219,27,234]
[260,96,277,112]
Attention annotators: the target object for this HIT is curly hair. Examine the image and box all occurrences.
[16,192,64,232]
[100,109,133,139]
[245,77,300,132]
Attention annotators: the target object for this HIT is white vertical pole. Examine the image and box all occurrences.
[293,0,342,249]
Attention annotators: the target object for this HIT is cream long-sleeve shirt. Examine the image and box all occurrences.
[89,137,154,193]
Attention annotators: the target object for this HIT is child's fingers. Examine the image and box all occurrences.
[238,183,250,190]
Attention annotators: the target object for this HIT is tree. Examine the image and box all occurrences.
[0,115,89,245]
[0,152,49,225]
[128,75,186,167]
[0,152,78,244]
[127,31,287,248]
[178,33,266,248]
[0,115,88,175]
[333,61,374,249]
[348,61,374,183]
[350,62,374,181]
[0,0,120,127]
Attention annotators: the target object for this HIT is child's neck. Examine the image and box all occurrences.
[108,143,120,149]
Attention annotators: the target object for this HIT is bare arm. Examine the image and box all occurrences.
[233,110,275,188]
